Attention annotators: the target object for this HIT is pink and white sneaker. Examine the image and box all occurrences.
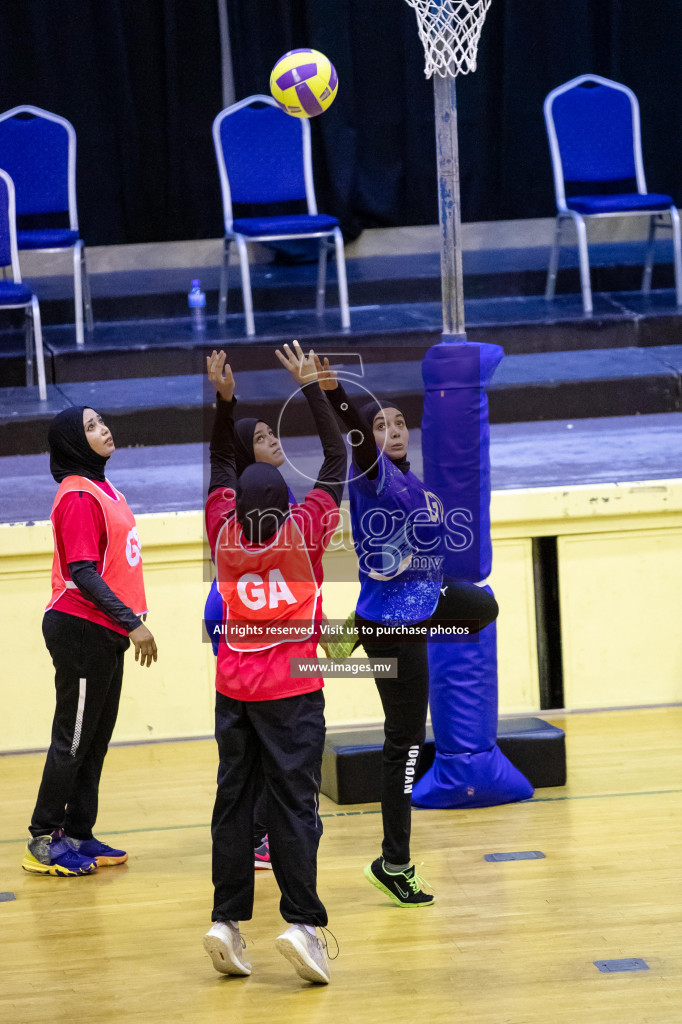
[254,834,272,870]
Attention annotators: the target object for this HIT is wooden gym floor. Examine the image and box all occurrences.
[1,706,681,1024]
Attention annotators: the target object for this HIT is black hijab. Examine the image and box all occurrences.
[234,416,278,477]
[358,397,411,474]
[48,406,109,484]
[236,463,290,543]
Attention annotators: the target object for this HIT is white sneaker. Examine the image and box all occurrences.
[275,924,330,984]
[203,922,251,976]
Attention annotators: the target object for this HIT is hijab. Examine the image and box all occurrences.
[234,417,261,477]
[47,407,109,484]
[358,397,411,475]
[236,463,290,543]
[235,415,298,505]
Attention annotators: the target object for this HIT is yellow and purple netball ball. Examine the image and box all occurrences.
[270,49,338,118]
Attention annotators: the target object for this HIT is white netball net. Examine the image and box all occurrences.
[404,0,492,78]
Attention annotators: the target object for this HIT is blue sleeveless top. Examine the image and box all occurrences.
[349,451,443,624]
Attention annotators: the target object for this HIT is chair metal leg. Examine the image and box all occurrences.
[572,214,593,314]
[235,235,255,336]
[81,244,94,332]
[316,239,328,316]
[642,215,656,295]
[333,227,350,330]
[31,296,47,401]
[219,237,231,322]
[73,240,85,345]
[545,217,563,301]
[669,205,682,307]
[25,306,34,387]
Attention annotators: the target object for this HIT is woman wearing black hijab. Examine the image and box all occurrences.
[206,418,295,655]
[202,345,346,984]
[233,417,288,478]
[22,406,157,878]
[318,364,498,909]
[205,389,325,869]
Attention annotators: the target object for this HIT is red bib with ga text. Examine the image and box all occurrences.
[47,475,147,617]
[215,514,319,652]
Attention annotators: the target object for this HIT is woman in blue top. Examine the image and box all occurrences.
[319,362,498,908]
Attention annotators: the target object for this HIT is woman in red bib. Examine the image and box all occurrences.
[202,345,345,985]
[22,407,157,878]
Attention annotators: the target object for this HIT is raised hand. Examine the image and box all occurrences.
[275,339,318,385]
[313,354,338,391]
[206,349,235,401]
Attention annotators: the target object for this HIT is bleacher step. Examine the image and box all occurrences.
[2,344,681,455]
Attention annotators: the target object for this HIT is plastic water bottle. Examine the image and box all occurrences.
[188,278,206,331]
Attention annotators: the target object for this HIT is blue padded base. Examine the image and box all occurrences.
[232,213,338,237]
[411,744,534,809]
[321,717,564,805]
[566,193,673,215]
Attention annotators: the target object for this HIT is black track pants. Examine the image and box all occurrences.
[211,688,327,926]
[30,610,129,840]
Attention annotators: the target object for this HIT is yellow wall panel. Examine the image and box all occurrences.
[489,537,540,712]
[0,571,57,751]
[0,510,541,750]
[559,528,682,708]
[112,563,216,744]
[5,478,680,752]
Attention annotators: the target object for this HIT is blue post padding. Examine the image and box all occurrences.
[429,614,499,754]
[412,624,533,808]
[414,339,533,809]
[421,341,503,580]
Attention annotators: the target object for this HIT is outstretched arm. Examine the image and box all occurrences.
[275,340,347,506]
[315,357,378,480]
[206,349,237,495]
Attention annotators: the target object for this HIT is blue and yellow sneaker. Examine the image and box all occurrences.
[363,857,434,908]
[67,836,128,866]
[22,830,97,876]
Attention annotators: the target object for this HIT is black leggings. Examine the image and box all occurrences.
[30,610,129,840]
[357,580,498,864]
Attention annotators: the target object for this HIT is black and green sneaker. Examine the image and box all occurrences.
[364,857,434,908]
[325,609,357,660]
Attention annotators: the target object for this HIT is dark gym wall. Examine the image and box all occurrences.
[1,0,681,245]
[0,0,223,244]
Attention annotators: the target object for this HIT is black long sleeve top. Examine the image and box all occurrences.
[67,561,142,632]
[323,380,379,479]
[208,394,239,495]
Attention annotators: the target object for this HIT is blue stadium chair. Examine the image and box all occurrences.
[0,168,46,400]
[212,95,350,336]
[544,74,682,314]
[0,105,93,346]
